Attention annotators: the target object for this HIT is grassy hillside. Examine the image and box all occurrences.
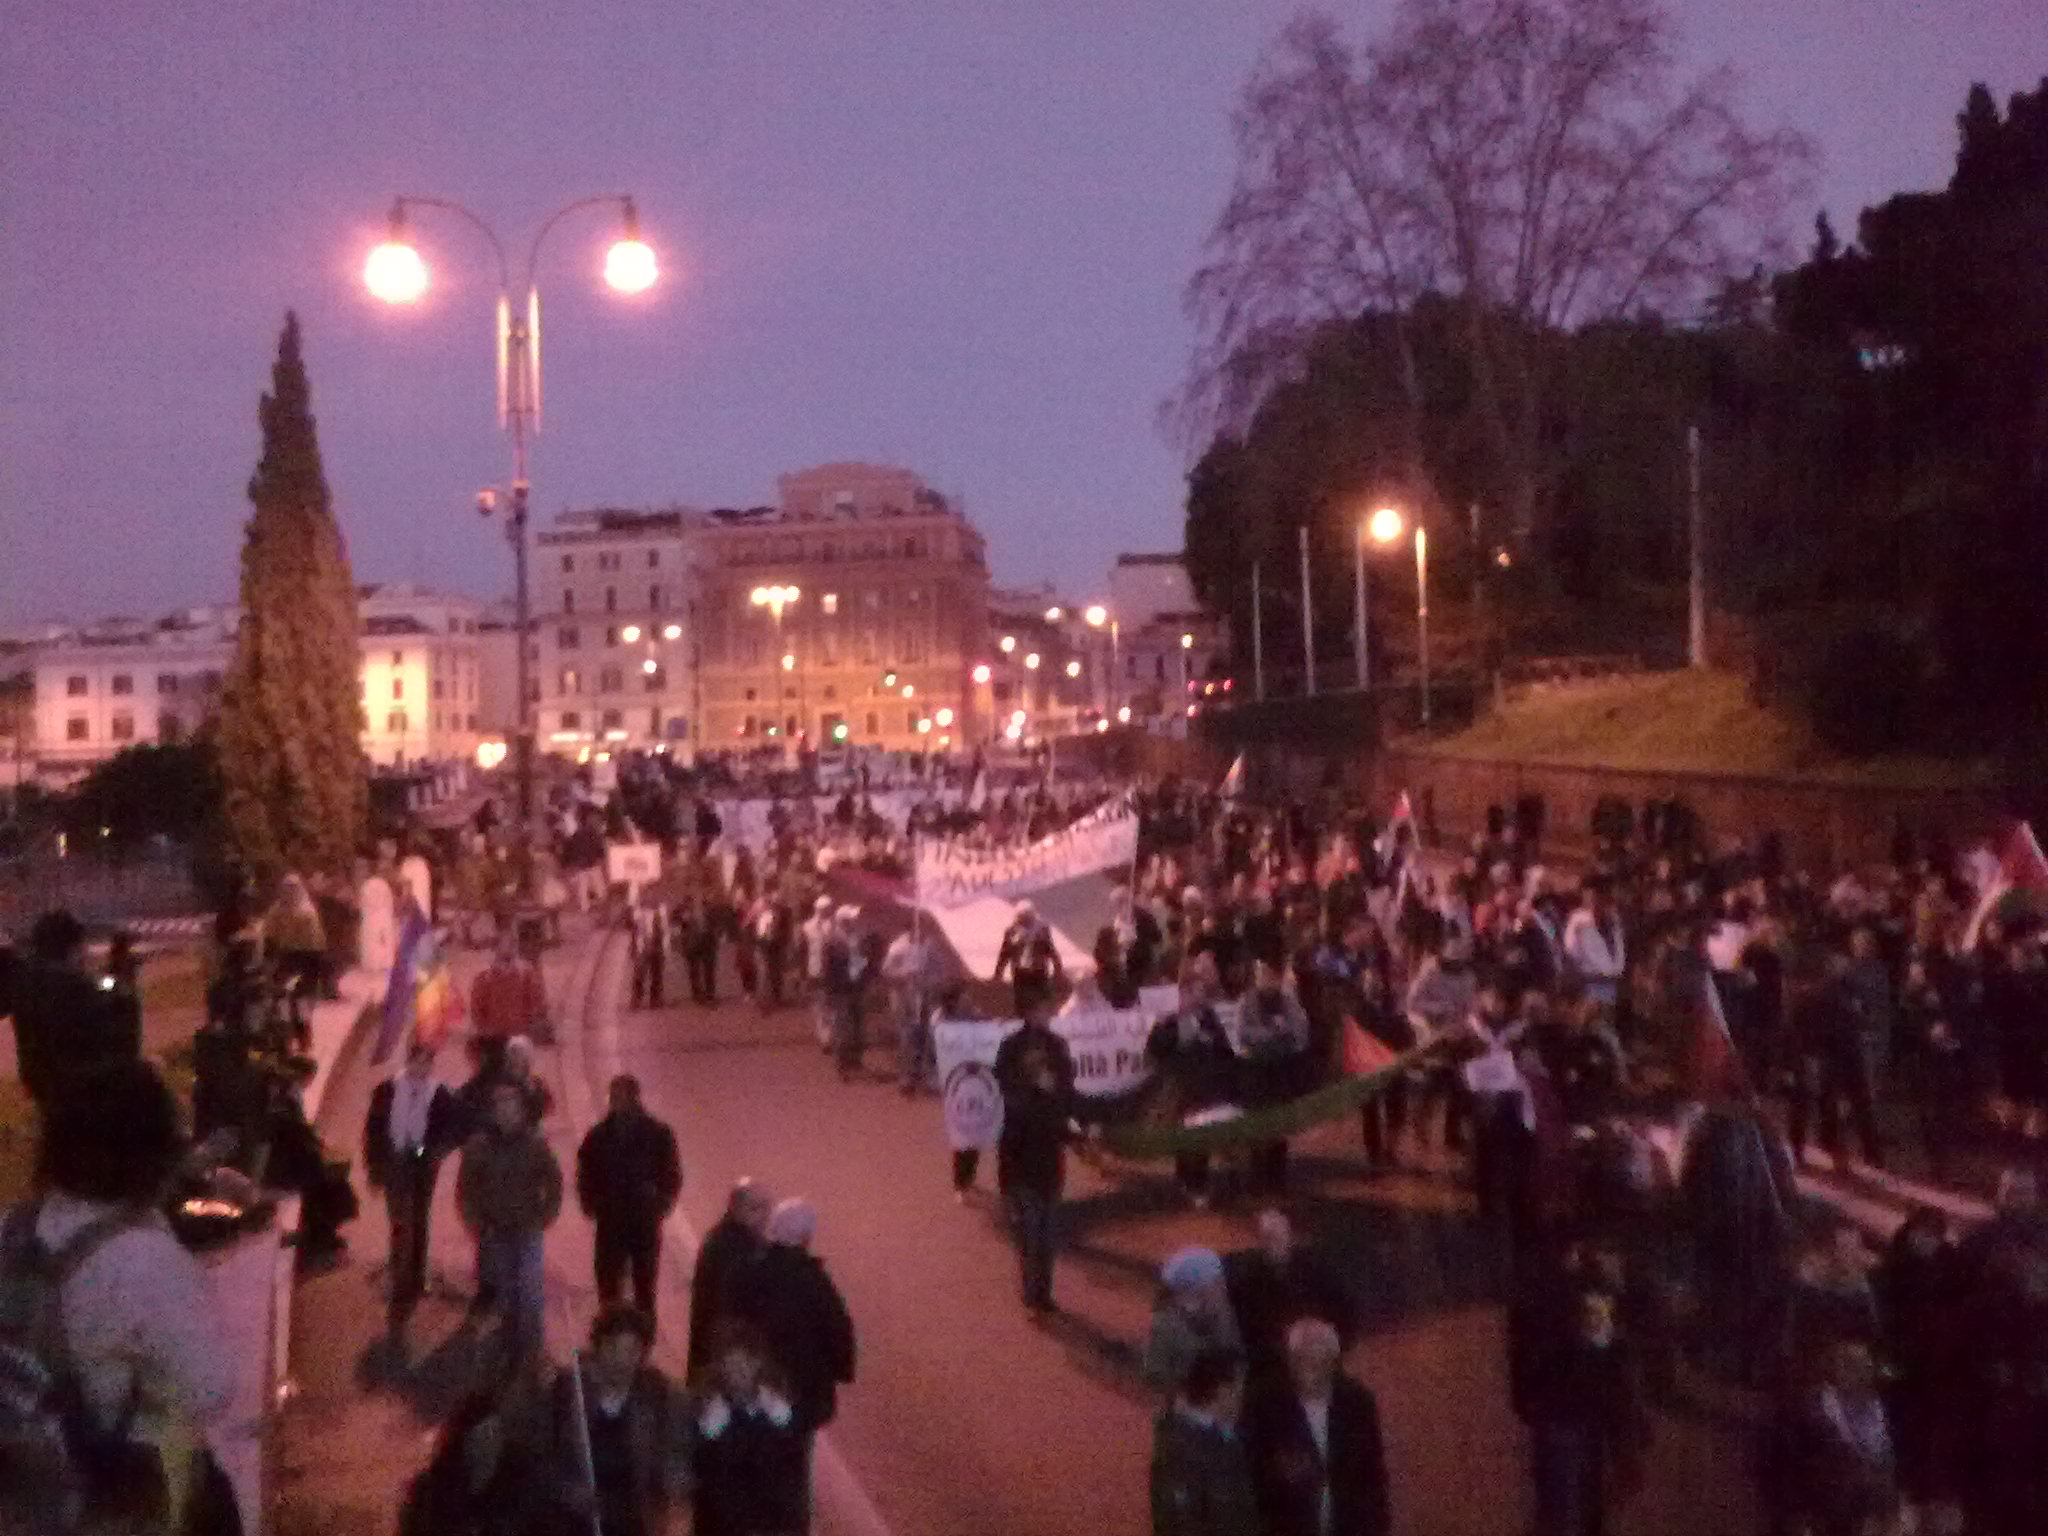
[1411,670,1995,788]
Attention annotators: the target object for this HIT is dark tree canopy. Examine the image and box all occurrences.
[215,313,366,883]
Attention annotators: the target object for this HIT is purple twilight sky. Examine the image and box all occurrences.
[2,1,2040,624]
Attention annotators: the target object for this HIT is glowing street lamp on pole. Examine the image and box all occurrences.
[1356,506,1405,691]
[750,585,801,762]
[1084,603,1119,723]
[365,192,656,895]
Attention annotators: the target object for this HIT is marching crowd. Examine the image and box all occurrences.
[7,743,2048,1535]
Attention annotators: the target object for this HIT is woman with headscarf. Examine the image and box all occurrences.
[1144,1246,1246,1403]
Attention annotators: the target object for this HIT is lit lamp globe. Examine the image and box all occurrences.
[365,241,428,304]
[1367,506,1406,546]
[604,238,659,294]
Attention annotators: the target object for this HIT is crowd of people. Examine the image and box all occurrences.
[9,738,2048,1535]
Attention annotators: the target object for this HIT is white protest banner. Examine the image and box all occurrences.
[915,794,1138,909]
[934,1018,1017,1150]
[1053,1005,1157,1098]
[605,842,662,887]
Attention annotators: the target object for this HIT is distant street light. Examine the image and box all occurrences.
[1354,505,1410,692]
[1044,606,1063,622]
[999,635,1017,654]
[971,663,992,684]
[662,623,682,640]
[1064,659,1081,678]
[1084,604,1121,721]
[1024,652,1041,670]
[365,190,655,896]
[620,624,642,643]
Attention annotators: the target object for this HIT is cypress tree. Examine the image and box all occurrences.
[216,312,366,883]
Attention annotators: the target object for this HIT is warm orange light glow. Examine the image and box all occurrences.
[604,238,658,294]
[935,707,955,727]
[662,623,682,640]
[1044,606,1063,622]
[1064,660,1082,678]
[1024,652,1041,670]
[1367,506,1405,546]
[1083,604,1108,627]
[999,635,1017,653]
[366,242,428,304]
[781,653,796,671]
[971,664,992,684]
[620,625,642,643]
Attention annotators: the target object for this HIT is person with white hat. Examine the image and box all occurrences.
[802,895,836,1052]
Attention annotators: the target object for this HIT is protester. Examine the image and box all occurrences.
[1150,1347,1262,1536]
[471,933,550,1048]
[993,993,1081,1315]
[8,908,141,1107]
[690,1322,809,1536]
[398,1372,541,1536]
[1146,1247,1246,1402]
[1,1059,237,1535]
[456,1080,564,1364]
[363,1039,466,1347]
[547,1306,684,1536]
[993,901,1065,1016]
[731,1199,857,1440]
[1224,1208,1356,1381]
[1242,1317,1392,1536]
[689,1179,772,1382]
[884,918,938,1095]
[575,1074,684,1320]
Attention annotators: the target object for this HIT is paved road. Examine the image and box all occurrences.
[277,914,1765,1536]
[595,945,1765,1536]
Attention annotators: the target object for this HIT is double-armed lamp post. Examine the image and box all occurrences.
[365,195,657,892]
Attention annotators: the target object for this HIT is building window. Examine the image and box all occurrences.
[822,593,839,615]
[605,626,619,647]
[432,679,445,700]
[856,629,877,665]
[559,669,579,696]
[110,674,133,696]
[604,587,617,613]
[907,710,920,733]
[66,675,87,697]
[564,590,577,613]
[392,677,404,700]
[599,553,620,572]
[742,715,757,737]
[600,667,623,692]
[561,554,575,573]
[156,673,178,695]
[864,712,879,734]
[822,684,837,701]
[560,710,581,730]
[387,710,408,733]
[600,709,622,730]
[647,550,660,568]
[159,714,183,743]
[743,688,757,703]
[820,630,839,665]
[110,715,134,741]
[66,716,88,741]
[558,626,580,649]
[649,585,663,611]
[467,713,478,730]
[644,667,663,692]
[203,670,223,692]
[391,651,403,667]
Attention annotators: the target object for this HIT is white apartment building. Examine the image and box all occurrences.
[533,507,695,753]
[28,584,490,777]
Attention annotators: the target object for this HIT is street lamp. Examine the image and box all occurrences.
[999,635,1017,654]
[1354,507,1405,692]
[366,191,655,898]
[971,663,992,685]
[1084,603,1120,722]
[620,624,642,643]
[750,585,801,761]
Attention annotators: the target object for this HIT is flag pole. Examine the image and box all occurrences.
[569,1350,603,1536]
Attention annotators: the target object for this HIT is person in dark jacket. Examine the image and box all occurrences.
[992,903,1065,1016]
[1146,960,1239,1207]
[993,995,1081,1315]
[364,1040,467,1343]
[730,1198,857,1437]
[398,1373,543,1536]
[8,907,140,1106]
[1777,1337,1903,1536]
[1151,1348,1262,1536]
[1510,1244,1649,1536]
[1225,1207,1357,1382]
[689,1178,771,1381]
[575,1074,683,1320]
[690,1321,809,1536]
[547,1306,683,1536]
[1243,1318,1391,1536]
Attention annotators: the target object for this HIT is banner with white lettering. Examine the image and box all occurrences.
[914,794,1138,909]
[933,1002,1163,1149]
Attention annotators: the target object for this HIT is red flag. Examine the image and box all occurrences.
[1683,969,1747,1104]
[2001,820,2048,894]
[1343,1016,1397,1077]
